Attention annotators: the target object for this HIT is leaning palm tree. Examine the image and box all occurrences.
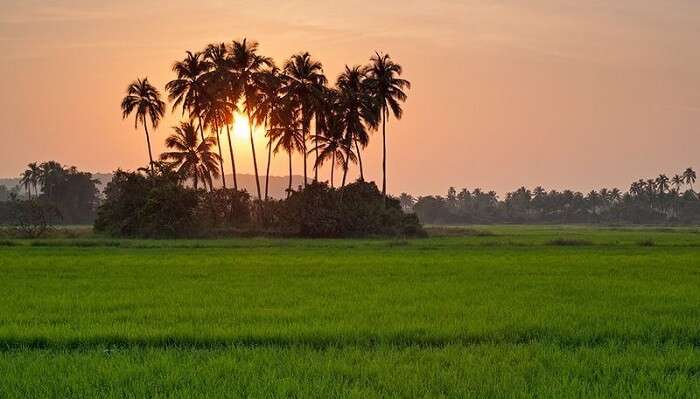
[252,67,283,200]
[26,162,41,196]
[336,66,379,180]
[683,167,696,191]
[165,51,212,141]
[160,122,221,190]
[283,52,327,186]
[269,103,305,197]
[121,78,166,171]
[366,52,410,197]
[231,38,273,201]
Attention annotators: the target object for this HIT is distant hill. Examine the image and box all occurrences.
[1,173,307,200]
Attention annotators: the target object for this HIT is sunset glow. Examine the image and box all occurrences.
[233,113,252,139]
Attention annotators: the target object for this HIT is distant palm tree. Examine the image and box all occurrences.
[231,38,273,201]
[683,167,696,191]
[160,122,221,190]
[165,51,211,141]
[367,52,410,197]
[19,162,41,199]
[656,174,670,194]
[283,52,327,186]
[269,102,304,197]
[672,174,684,192]
[336,65,379,180]
[120,78,166,172]
[252,67,283,200]
[19,169,33,199]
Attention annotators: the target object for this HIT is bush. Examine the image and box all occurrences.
[271,181,425,238]
[95,168,200,238]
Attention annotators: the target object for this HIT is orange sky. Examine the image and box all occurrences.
[1,0,699,195]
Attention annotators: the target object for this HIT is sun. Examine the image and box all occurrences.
[233,113,251,139]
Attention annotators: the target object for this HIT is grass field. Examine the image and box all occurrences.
[1,225,700,398]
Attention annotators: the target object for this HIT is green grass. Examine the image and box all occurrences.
[1,226,700,397]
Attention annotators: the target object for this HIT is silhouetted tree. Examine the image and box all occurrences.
[121,78,166,172]
[231,38,273,201]
[366,52,410,198]
[160,122,221,190]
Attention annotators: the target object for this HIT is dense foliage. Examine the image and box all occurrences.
[94,167,423,238]
[409,169,700,225]
[0,161,99,233]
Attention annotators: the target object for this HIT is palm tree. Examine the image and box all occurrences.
[197,90,233,189]
[19,162,41,199]
[269,102,304,197]
[231,39,273,201]
[165,51,211,141]
[203,43,240,190]
[672,174,684,192]
[19,169,33,199]
[283,52,327,186]
[309,108,347,188]
[367,52,410,197]
[252,67,283,200]
[683,167,696,191]
[336,65,379,180]
[160,122,221,190]
[656,174,670,194]
[120,78,166,172]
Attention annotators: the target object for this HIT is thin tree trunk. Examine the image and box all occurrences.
[225,123,238,190]
[247,110,262,201]
[143,120,155,172]
[265,137,272,201]
[354,137,364,181]
[214,125,227,189]
[341,155,349,188]
[197,113,206,142]
[381,109,386,197]
[288,151,292,198]
[314,118,319,182]
[330,152,335,188]
[302,136,308,187]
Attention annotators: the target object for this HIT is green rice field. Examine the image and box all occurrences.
[1,225,700,398]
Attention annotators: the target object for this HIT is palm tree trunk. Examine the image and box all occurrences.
[265,138,272,201]
[354,137,364,181]
[330,152,335,188]
[197,115,206,142]
[288,151,292,198]
[302,136,308,187]
[214,125,227,189]
[381,109,386,197]
[314,119,319,182]
[225,123,238,190]
[143,120,155,172]
[247,111,262,201]
[341,156,349,188]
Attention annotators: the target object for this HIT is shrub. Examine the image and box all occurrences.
[95,168,200,238]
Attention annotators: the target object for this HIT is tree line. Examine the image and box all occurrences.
[0,161,100,233]
[408,168,700,225]
[121,38,410,201]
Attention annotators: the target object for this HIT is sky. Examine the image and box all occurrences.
[1,0,699,196]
